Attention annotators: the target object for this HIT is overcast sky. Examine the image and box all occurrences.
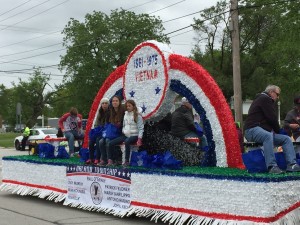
[0,0,219,90]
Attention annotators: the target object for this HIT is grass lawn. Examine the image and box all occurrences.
[0,132,20,148]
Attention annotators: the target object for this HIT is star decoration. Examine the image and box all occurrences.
[141,104,147,113]
[155,86,161,94]
[129,90,135,98]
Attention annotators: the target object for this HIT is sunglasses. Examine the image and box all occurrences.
[274,91,280,97]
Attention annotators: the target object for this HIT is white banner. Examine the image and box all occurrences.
[65,165,131,212]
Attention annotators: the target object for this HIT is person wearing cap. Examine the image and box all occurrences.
[284,96,300,154]
[86,97,110,165]
[59,107,84,157]
[244,85,300,174]
[170,97,208,150]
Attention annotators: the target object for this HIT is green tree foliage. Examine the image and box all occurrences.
[239,0,300,114]
[191,1,233,98]
[0,85,15,125]
[191,0,300,117]
[9,69,57,127]
[60,9,169,117]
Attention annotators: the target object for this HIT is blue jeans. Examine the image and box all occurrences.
[106,135,126,161]
[184,131,208,148]
[99,138,107,161]
[245,126,296,168]
[124,136,138,162]
[64,130,84,154]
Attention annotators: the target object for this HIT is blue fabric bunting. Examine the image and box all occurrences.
[38,143,55,159]
[89,126,104,142]
[242,149,267,173]
[56,146,70,159]
[130,150,182,170]
[102,123,121,140]
[275,152,287,170]
[79,148,89,162]
[194,122,203,137]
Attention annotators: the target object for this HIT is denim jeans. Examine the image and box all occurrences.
[106,135,126,161]
[296,136,300,154]
[64,130,84,154]
[245,126,297,168]
[99,138,107,161]
[184,131,208,148]
[124,136,138,162]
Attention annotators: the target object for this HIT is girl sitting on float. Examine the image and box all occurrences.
[99,95,125,166]
[122,99,144,167]
[86,97,110,165]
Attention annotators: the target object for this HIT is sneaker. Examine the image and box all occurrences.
[97,160,106,166]
[268,166,284,174]
[122,161,130,167]
[106,159,114,166]
[93,159,99,166]
[70,153,74,157]
[286,163,300,172]
[85,159,93,165]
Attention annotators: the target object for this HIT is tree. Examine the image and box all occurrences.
[60,9,169,117]
[191,1,233,98]
[238,0,300,115]
[191,0,300,118]
[10,69,57,127]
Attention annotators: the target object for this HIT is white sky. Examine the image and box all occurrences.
[0,0,219,90]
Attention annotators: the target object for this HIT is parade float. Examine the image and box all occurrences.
[2,41,300,225]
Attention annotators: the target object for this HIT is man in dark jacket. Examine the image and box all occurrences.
[284,96,300,154]
[244,85,300,173]
[170,97,208,150]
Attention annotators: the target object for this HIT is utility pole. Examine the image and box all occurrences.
[230,0,243,128]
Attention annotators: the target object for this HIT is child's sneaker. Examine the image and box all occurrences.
[106,159,114,166]
[93,159,99,166]
[85,159,93,165]
[97,160,106,166]
[286,163,300,172]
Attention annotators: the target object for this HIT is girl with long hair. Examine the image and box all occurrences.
[86,97,110,165]
[99,95,125,166]
[122,99,144,166]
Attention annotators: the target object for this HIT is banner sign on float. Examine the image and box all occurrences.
[65,165,131,212]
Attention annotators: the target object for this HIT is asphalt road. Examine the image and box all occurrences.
[0,147,164,225]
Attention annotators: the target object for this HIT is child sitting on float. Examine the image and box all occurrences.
[122,99,144,167]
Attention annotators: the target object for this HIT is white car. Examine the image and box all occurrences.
[14,127,58,150]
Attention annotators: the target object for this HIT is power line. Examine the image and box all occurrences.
[0,0,51,23]
[149,0,186,14]
[0,0,69,32]
[0,0,32,17]
[0,48,65,65]
[125,0,157,10]
[1,0,294,69]
[0,30,60,49]
[0,42,62,58]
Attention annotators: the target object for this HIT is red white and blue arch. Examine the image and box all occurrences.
[83,43,244,169]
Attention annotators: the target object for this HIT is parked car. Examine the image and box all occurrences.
[14,127,58,150]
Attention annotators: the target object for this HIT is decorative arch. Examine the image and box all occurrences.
[83,43,244,169]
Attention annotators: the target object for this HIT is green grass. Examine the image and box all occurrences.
[0,132,20,148]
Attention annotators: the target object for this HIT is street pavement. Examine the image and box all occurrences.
[0,147,164,225]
